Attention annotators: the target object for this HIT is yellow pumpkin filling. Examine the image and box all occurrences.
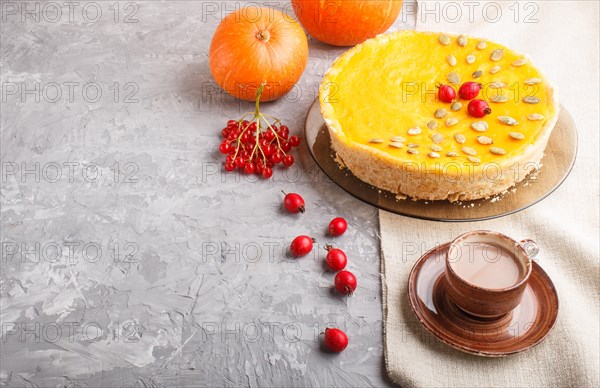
[320,30,557,170]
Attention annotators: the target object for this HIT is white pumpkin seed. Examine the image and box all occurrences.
[407,149,419,155]
[490,49,504,61]
[525,78,541,85]
[408,127,422,135]
[445,117,459,127]
[490,146,507,155]
[472,70,483,78]
[390,136,406,143]
[476,40,487,50]
[370,138,384,144]
[427,120,438,130]
[439,34,451,45]
[490,95,509,103]
[454,133,467,144]
[490,65,501,74]
[428,152,441,158]
[447,55,457,66]
[523,96,540,104]
[467,156,481,163]
[408,143,419,148]
[509,132,525,140]
[477,136,493,145]
[389,142,404,149]
[457,34,468,47]
[462,146,477,156]
[446,151,459,157]
[498,116,519,126]
[447,72,461,85]
[470,121,489,132]
[432,133,444,144]
[527,113,545,121]
[430,145,443,152]
[512,58,527,67]
[489,81,506,89]
[434,108,448,118]
[451,102,463,111]
[466,54,476,64]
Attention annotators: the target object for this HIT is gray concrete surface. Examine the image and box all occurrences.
[1,1,415,386]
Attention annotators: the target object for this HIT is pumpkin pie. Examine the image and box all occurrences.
[319,31,559,201]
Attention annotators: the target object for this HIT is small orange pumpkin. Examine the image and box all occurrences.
[209,7,309,102]
[292,0,403,47]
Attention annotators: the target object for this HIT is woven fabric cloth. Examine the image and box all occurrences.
[381,1,599,386]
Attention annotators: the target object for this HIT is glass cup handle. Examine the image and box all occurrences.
[520,239,539,259]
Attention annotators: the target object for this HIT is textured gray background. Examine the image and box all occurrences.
[1,1,415,386]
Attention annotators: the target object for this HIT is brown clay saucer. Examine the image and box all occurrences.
[407,242,559,357]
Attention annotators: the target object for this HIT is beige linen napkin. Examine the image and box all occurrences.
[381,1,600,386]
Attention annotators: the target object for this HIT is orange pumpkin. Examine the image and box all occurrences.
[209,7,309,102]
[291,0,403,46]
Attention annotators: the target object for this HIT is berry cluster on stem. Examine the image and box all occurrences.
[219,83,301,178]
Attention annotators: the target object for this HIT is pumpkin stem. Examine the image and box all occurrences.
[256,30,270,42]
[255,82,265,114]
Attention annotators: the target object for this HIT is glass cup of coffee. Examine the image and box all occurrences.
[445,230,539,319]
